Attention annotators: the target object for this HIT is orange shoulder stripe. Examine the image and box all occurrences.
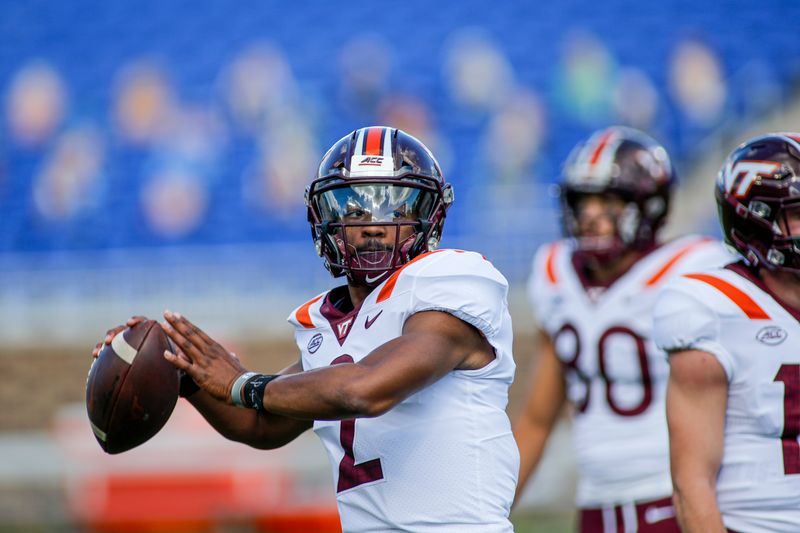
[645,238,712,287]
[376,250,443,303]
[295,294,325,328]
[683,273,770,320]
[545,243,559,284]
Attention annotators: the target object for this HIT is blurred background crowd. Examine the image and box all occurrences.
[1,0,799,531]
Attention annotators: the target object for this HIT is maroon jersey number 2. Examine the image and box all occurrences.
[331,354,384,492]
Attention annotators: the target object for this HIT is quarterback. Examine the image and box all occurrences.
[655,133,800,532]
[97,127,518,532]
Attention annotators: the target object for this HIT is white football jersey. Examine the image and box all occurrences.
[288,250,518,533]
[654,263,800,533]
[528,235,732,506]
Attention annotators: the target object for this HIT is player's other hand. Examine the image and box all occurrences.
[91,316,148,358]
[161,310,247,404]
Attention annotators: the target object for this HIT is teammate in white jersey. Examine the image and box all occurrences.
[513,126,731,532]
[96,127,518,532]
[654,133,800,533]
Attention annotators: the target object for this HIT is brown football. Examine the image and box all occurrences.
[85,319,179,454]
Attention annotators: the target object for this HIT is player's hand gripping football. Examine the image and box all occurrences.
[91,316,148,358]
[161,310,247,404]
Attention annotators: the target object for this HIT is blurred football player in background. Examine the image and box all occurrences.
[95,126,519,532]
[513,126,731,532]
[655,133,800,532]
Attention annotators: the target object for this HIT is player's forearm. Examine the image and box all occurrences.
[672,480,726,533]
[511,419,552,506]
[188,390,310,448]
[260,331,459,420]
[262,362,397,420]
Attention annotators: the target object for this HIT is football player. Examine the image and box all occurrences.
[513,126,731,532]
[654,133,800,532]
[95,127,519,532]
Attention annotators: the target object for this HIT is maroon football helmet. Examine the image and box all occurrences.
[306,126,454,287]
[560,126,675,263]
[716,132,800,273]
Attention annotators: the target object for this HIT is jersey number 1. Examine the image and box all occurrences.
[331,354,384,492]
[774,364,800,475]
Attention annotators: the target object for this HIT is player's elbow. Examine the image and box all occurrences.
[359,396,395,418]
[338,381,398,418]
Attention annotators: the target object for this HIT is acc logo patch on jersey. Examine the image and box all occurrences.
[307,333,324,353]
[756,325,787,346]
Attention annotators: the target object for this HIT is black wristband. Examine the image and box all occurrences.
[178,370,201,398]
[241,373,279,411]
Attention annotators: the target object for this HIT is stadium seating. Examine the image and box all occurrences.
[1,0,798,271]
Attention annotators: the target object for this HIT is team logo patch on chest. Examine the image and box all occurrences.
[337,318,354,338]
[329,316,356,345]
[756,326,787,346]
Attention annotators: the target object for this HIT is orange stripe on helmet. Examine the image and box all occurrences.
[545,243,559,284]
[295,294,325,328]
[684,273,770,320]
[783,133,800,145]
[645,238,712,287]
[376,250,443,303]
[364,127,383,156]
[588,129,615,167]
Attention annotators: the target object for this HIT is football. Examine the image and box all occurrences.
[86,319,180,454]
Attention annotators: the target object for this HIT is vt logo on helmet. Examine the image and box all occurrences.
[716,132,800,272]
[305,127,454,287]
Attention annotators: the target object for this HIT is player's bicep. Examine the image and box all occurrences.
[666,349,728,485]
[349,310,488,416]
[402,309,493,370]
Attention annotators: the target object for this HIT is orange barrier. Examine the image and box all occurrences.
[55,402,340,533]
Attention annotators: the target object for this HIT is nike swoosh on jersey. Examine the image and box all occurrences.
[365,310,383,329]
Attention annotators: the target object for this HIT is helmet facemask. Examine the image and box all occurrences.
[308,179,449,287]
[725,193,800,273]
[562,188,650,265]
[771,202,800,271]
